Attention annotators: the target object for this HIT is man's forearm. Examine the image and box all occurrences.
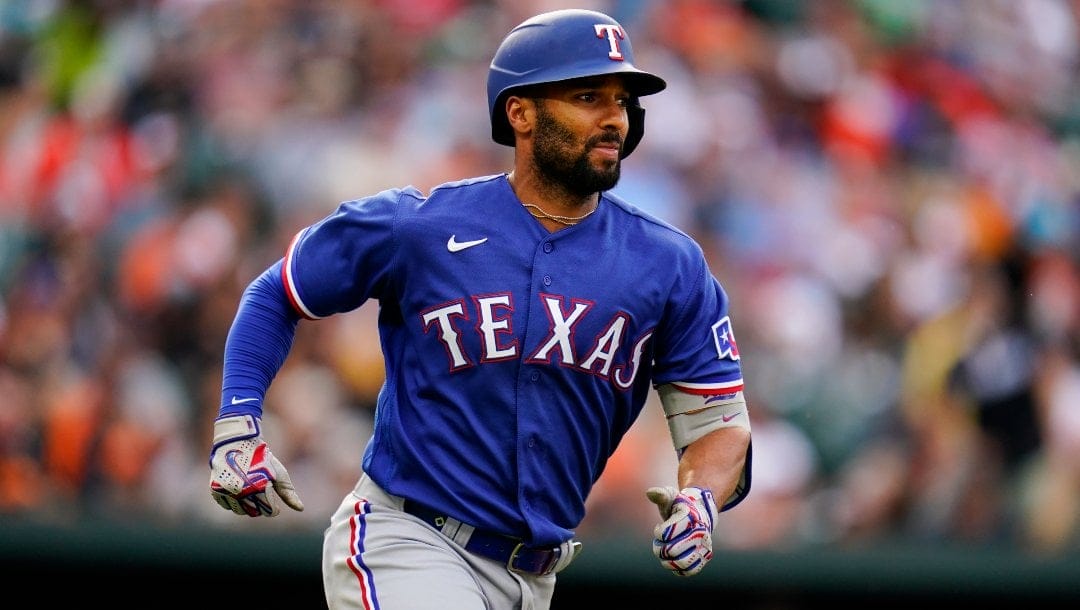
[677,425,751,508]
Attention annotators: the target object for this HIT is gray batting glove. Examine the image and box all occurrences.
[646,486,716,577]
[209,414,304,517]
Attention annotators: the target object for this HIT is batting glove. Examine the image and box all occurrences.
[209,414,304,517]
[646,486,717,577]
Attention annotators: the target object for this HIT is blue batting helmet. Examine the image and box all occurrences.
[487,9,667,159]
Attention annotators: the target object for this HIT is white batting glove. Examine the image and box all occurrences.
[646,486,717,577]
[209,414,304,517]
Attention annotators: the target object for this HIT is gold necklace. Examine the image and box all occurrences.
[522,202,596,226]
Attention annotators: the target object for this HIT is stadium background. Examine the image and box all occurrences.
[1,0,1078,606]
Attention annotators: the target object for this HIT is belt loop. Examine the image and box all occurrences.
[552,540,582,574]
[444,519,475,548]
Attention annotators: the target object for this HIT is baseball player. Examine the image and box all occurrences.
[208,8,752,609]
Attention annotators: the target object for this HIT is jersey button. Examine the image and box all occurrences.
[543,275,552,286]
[543,242,553,253]
[530,371,540,382]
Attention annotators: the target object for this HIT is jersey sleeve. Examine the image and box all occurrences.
[282,189,407,319]
[651,250,743,395]
[218,261,300,418]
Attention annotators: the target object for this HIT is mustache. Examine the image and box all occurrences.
[588,132,623,149]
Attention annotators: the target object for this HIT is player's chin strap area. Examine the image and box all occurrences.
[402,499,582,576]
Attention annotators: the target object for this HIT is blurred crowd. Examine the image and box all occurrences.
[1,0,1078,557]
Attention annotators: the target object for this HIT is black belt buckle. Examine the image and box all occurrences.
[507,542,566,576]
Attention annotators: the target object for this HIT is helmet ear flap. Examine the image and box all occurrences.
[491,91,515,147]
[621,103,645,159]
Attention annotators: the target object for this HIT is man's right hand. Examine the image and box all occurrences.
[209,414,304,517]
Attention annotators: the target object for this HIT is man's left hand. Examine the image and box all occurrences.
[645,486,716,577]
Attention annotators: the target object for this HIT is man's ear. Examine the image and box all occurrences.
[505,95,534,141]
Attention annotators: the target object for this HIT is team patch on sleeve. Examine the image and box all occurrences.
[711,316,740,360]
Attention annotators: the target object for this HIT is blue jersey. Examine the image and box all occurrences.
[275,173,742,546]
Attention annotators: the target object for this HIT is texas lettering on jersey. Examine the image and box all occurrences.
[420,291,653,391]
[281,177,744,406]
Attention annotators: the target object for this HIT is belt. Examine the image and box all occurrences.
[401,500,569,576]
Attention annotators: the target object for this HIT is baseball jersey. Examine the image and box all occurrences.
[274,173,743,546]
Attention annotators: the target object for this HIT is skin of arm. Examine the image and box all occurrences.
[677,425,751,501]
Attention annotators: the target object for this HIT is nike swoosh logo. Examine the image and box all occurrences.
[224,450,253,483]
[722,412,742,422]
[447,235,488,252]
[231,396,259,405]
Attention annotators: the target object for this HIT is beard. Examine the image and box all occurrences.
[532,106,622,198]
